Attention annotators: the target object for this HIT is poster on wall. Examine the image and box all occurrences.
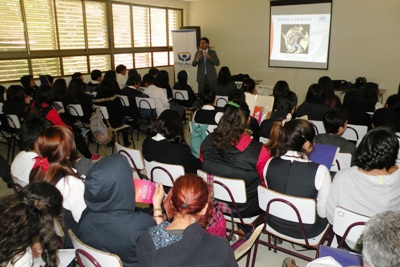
[269,0,332,69]
[171,30,198,92]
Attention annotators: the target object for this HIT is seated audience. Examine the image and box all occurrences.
[260,90,297,139]
[3,84,29,118]
[116,64,128,90]
[362,82,383,112]
[121,74,143,123]
[142,109,200,174]
[155,70,173,99]
[295,83,327,120]
[326,127,400,223]
[78,154,164,267]
[318,76,342,109]
[173,70,198,107]
[86,69,102,92]
[137,174,237,267]
[143,73,170,117]
[272,80,290,98]
[193,87,223,125]
[11,117,93,188]
[342,88,372,129]
[362,211,400,267]
[64,78,94,124]
[20,75,38,98]
[201,100,271,217]
[0,182,63,267]
[72,72,85,84]
[11,117,51,187]
[228,89,260,141]
[52,78,68,102]
[103,70,120,94]
[315,108,356,155]
[372,94,400,132]
[148,67,160,78]
[30,85,99,160]
[93,81,131,147]
[241,78,257,95]
[264,119,331,238]
[29,126,86,228]
[211,66,237,96]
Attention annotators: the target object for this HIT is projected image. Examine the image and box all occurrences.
[281,25,310,54]
[269,1,332,69]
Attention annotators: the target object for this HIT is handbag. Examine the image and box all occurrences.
[205,173,232,238]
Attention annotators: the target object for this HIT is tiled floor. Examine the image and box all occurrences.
[0,123,317,267]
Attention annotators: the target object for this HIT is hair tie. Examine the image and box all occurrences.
[33,156,50,173]
[22,197,30,205]
[182,203,188,208]
[281,113,292,127]
[228,101,240,108]
[243,82,247,87]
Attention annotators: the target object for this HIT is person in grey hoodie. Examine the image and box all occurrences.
[78,154,164,267]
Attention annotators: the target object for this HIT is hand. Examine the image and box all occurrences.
[152,183,165,208]
[195,51,202,61]
[205,52,211,59]
[31,242,43,258]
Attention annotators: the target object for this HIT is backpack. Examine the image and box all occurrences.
[90,107,112,144]
[189,121,209,159]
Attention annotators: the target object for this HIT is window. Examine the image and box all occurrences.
[0,0,182,82]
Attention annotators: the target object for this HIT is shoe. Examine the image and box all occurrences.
[90,154,101,162]
[124,142,132,147]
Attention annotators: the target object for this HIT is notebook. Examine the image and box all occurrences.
[309,143,340,170]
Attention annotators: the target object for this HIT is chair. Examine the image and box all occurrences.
[232,223,265,267]
[54,101,65,113]
[215,95,228,108]
[332,207,369,249]
[342,124,368,142]
[330,153,352,172]
[253,186,332,262]
[67,104,89,128]
[144,160,185,187]
[68,229,123,267]
[259,137,269,144]
[309,120,326,135]
[97,105,135,152]
[135,97,157,140]
[115,142,145,179]
[172,89,198,121]
[197,170,262,236]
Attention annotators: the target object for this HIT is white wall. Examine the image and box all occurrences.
[187,0,400,102]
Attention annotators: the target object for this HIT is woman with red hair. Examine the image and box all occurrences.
[137,174,237,267]
[29,126,86,248]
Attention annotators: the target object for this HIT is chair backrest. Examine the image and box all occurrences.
[172,89,188,101]
[135,97,156,109]
[331,153,352,172]
[54,219,64,238]
[115,142,145,176]
[257,185,316,224]
[6,114,21,129]
[98,105,109,120]
[309,120,326,135]
[259,137,269,144]
[67,104,84,117]
[144,160,185,187]
[342,124,368,142]
[75,249,102,267]
[232,223,265,260]
[117,95,130,107]
[197,170,247,203]
[68,229,123,267]
[54,101,65,113]
[333,207,369,247]
[215,95,228,108]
